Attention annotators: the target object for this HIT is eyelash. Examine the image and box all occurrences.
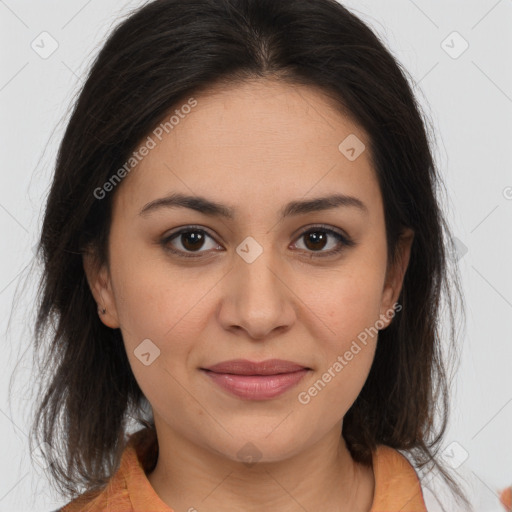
[159,224,356,259]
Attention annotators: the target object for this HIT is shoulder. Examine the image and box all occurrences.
[399,448,506,512]
[58,427,163,512]
[58,477,132,512]
[58,439,139,512]
[370,445,428,512]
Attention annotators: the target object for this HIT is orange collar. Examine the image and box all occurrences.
[62,429,427,512]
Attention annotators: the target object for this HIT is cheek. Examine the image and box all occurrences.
[305,264,386,346]
[109,232,208,337]
[293,264,385,409]
[110,262,206,411]
[296,285,380,418]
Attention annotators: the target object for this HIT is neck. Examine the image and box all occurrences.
[147,419,375,512]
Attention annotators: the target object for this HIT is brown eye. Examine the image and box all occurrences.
[303,231,329,251]
[180,231,206,251]
[161,227,221,258]
[293,226,355,257]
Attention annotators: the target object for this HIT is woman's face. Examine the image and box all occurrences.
[86,79,413,462]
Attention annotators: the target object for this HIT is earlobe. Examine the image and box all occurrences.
[82,249,120,329]
[379,228,414,328]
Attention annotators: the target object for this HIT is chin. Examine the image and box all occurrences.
[203,427,313,466]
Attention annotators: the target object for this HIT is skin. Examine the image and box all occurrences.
[84,78,414,512]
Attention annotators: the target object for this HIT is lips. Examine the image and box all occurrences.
[201,359,311,400]
[203,359,309,375]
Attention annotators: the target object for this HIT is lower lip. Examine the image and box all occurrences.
[201,369,309,400]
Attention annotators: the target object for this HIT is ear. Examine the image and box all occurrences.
[83,248,120,329]
[379,227,414,329]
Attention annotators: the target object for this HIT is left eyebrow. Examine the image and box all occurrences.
[139,192,368,219]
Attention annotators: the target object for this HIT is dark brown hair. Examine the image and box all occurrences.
[25,0,468,508]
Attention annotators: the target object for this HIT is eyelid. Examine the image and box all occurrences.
[160,225,222,258]
[160,223,355,258]
[291,224,355,257]
[292,224,352,244]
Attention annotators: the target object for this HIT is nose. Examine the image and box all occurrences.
[217,242,297,340]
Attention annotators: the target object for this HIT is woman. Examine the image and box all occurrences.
[31,0,472,510]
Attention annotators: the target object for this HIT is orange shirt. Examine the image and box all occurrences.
[60,428,427,512]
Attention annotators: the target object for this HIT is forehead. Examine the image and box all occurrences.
[168,78,362,151]
[113,79,379,217]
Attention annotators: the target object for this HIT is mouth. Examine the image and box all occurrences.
[202,358,311,375]
[200,359,311,400]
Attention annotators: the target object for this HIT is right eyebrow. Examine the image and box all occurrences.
[139,192,369,219]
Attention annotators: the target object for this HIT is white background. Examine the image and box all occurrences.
[1,1,511,510]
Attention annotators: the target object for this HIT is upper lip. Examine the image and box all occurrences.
[202,359,309,375]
